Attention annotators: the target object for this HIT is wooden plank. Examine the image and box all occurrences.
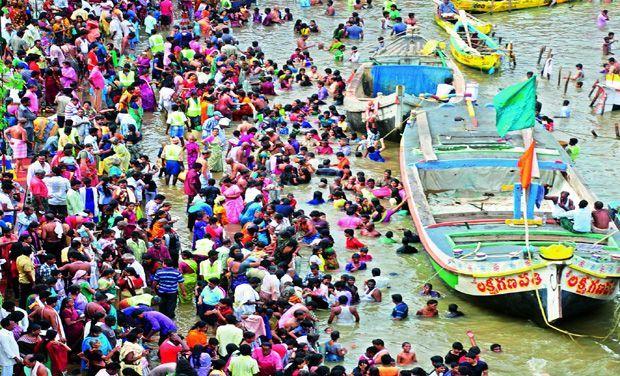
[453,234,610,245]
[408,166,436,225]
[417,111,438,161]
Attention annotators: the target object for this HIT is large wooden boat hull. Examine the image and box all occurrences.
[399,103,620,324]
[344,34,465,141]
[433,0,493,35]
[453,0,575,13]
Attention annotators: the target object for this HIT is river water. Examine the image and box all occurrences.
[138,1,619,374]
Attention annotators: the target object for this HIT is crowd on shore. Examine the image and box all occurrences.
[0,0,495,376]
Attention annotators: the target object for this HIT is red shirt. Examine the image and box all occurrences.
[345,237,365,250]
[29,176,49,198]
[159,339,182,364]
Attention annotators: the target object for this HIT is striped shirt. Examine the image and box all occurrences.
[153,267,184,294]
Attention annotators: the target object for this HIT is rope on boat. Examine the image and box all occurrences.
[523,201,620,341]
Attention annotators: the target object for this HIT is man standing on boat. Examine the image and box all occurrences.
[438,0,457,21]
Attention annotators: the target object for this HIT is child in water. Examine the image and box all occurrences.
[334,45,345,62]
[379,230,398,244]
[397,342,417,366]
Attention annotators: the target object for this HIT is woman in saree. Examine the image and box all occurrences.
[60,61,78,89]
[179,251,198,304]
[192,211,208,248]
[185,134,200,167]
[111,138,131,172]
[221,177,243,224]
[79,143,99,185]
[137,71,156,112]
[60,297,85,354]
[204,128,224,172]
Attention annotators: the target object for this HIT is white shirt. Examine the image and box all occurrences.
[0,192,14,211]
[129,260,146,282]
[0,328,20,366]
[44,175,71,205]
[436,83,455,97]
[244,187,262,204]
[234,284,260,316]
[0,307,29,331]
[260,274,281,298]
[158,87,176,112]
[144,15,157,34]
[26,161,51,187]
[558,207,592,233]
[109,18,123,39]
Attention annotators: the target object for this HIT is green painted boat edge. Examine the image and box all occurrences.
[430,258,459,288]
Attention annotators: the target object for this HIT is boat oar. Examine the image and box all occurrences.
[459,10,474,48]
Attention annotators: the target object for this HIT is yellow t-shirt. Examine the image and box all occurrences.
[16,255,35,284]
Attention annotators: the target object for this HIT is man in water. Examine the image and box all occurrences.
[391,294,409,320]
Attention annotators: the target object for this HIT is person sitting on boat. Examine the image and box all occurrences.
[591,201,612,233]
[556,199,592,233]
[544,190,574,219]
[438,0,457,21]
[435,77,456,101]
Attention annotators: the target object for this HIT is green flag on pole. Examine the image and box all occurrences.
[493,76,537,137]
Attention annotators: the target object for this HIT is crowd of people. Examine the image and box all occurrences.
[0,0,495,376]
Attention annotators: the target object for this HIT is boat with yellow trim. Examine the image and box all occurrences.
[433,0,493,35]
[453,0,576,13]
[449,20,503,72]
[399,96,620,323]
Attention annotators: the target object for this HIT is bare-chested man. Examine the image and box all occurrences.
[4,118,29,173]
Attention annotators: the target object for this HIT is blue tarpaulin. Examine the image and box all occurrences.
[371,65,453,96]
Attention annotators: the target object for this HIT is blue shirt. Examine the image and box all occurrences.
[153,267,184,294]
[392,22,407,35]
[439,2,457,14]
[142,311,178,335]
[346,25,363,39]
[189,201,213,216]
[392,302,409,319]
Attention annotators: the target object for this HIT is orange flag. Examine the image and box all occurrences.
[518,142,536,189]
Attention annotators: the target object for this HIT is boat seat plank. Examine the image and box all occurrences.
[453,234,610,245]
[417,112,438,161]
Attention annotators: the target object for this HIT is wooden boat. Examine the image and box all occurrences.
[433,0,493,35]
[590,74,620,115]
[400,101,620,323]
[344,33,465,141]
[452,0,576,13]
[449,20,503,72]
